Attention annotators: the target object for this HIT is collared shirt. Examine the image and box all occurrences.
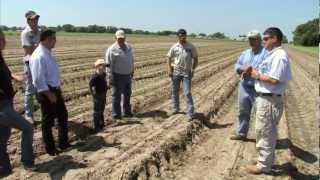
[105,42,134,75]
[255,46,292,94]
[29,44,61,93]
[167,42,198,76]
[0,55,15,100]
[21,26,41,61]
[235,47,267,86]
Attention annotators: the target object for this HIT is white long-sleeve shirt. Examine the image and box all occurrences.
[29,43,61,92]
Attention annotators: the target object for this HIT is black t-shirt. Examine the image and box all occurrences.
[89,72,107,95]
[0,54,15,101]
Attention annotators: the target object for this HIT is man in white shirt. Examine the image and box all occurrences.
[246,27,292,174]
[29,29,70,156]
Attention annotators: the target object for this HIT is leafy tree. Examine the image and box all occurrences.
[293,18,319,46]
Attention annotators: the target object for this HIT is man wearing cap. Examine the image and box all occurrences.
[166,29,198,120]
[246,27,292,174]
[105,30,134,119]
[29,29,70,156]
[21,10,41,123]
[230,30,267,141]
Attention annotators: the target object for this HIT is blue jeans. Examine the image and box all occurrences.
[237,82,257,137]
[171,73,194,117]
[24,63,35,118]
[0,100,34,171]
[112,73,132,117]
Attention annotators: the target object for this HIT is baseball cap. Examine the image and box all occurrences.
[115,30,126,39]
[25,10,40,20]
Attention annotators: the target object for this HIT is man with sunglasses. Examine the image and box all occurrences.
[166,29,198,120]
[246,27,292,174]
[21,10,41,124]
[230,30,267,141]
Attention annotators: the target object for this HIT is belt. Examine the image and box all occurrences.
[258,93,281,97]
[24,61,29,65]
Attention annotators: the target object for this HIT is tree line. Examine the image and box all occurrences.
[0,24,229,39]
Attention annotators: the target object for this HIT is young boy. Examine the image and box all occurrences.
[89,59,108,132]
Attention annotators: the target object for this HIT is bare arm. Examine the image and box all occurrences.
[11,73,25,82]
[192,57,198,71]
[250,68,280,85]
[166,56,173,77]
[23,46,36,56]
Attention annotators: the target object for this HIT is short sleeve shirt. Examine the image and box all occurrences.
[167,42,198,76]
[255,46,292,94]
[21,26,41,61]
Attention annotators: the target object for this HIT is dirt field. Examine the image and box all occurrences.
[1,34,318,180]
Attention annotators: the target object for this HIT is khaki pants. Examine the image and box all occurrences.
[255,95,283,172]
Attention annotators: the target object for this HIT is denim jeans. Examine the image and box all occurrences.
[93,93,106,130]
[171,73,194,117]
[24,63,35,118]
[0,99,34,171]
[112,73,132,117]
[236,81,257,137]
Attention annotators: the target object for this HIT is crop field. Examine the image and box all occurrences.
[2,34,318,180]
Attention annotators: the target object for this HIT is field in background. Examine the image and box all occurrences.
[286,44,319,57]
[2,34,319,180]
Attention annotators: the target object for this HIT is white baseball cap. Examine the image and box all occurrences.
[94,59,106,67]
[115,30,126,39]
[247,30,261,39]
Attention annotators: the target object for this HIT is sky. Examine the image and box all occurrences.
[0,0,318,40]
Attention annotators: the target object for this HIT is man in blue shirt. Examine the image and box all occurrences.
[246,27,292,174]
[230,30,267,141]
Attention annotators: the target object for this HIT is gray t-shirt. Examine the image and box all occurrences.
[167,42,198,76]
[21,26,41,62]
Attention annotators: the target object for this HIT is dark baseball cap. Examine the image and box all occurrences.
[25,10,40,19]
[177,29,187,35]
